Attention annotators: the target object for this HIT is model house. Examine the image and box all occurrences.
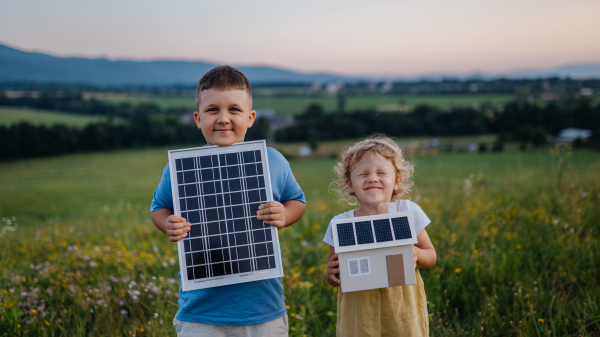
[331,202,417,293]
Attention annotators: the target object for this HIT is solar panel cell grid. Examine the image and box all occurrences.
[337,223,356,246]
[355,221,375,244]
[174,147,278,283]
[391,217,412,240]
[373,219,394,242]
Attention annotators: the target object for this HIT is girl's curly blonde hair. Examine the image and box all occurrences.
[330,134,414,205]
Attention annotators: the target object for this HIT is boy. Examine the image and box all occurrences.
[150,66,306,336]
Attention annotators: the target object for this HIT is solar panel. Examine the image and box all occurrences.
[355,221,374,244]
[337,223,356,246]
[169,141,283,291]
[391,217,412,240]
[331,211,417,253]
[373,219,393,242]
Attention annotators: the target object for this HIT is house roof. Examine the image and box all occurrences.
[559,128,592,141]
[331,211,418,253]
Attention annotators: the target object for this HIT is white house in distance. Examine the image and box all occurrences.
[557,128,592,144]
[331,202,417,293]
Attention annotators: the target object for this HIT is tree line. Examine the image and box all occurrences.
[0,113,270,161]
[275,98,600,148]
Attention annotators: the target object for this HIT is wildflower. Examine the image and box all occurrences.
[31,309,37,313]
[154,313,159,318]
[516,244,521,249]
[454,268,463,274]
[297,315,304,320]
[286,305,290,309]
[9,288,14,294]
[121,310,128,315]
[538,318,544,323]
[472,249,479,254]
[119,300,125,306]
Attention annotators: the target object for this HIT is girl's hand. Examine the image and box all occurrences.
[413,245,418,266]
[327,253,341,286]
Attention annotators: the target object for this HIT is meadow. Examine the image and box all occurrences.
[88,93,514,114]
[0,108,108,128]
[0,143,599,336]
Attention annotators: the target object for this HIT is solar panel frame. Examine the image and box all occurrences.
[331,211,418,253]
[168,140,284,291]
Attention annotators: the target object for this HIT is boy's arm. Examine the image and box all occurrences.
[257,200,306,229]
[151,208,191,242]
[414,228,436,269]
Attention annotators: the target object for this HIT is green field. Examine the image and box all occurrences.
[0,145,599,336]
[92,93,514,114]
[0,107,106,128]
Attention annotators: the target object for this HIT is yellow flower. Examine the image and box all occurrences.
[454,268,463,274]
[472,249,479,254]
[307,267,316,274]
[286,305,290,309]
[291,327,296,331]
[31,309,37,313]
[45,321,50,326]
[516,244,521,249]
[538,318,544,323]
[291,313,297,317]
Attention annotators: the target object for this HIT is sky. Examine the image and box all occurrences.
[1,0,600,77]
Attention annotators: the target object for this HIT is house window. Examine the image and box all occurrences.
[347,257,371,277]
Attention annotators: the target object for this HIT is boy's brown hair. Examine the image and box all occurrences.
[196,66,252,109]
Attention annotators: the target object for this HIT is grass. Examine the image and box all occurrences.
[0,144,599,336]
[0,108,107,128]
[91,93,515,114]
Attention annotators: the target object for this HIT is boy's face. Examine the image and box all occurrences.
[193,89,256,146]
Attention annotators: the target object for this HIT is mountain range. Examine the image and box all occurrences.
[1,43,599,86]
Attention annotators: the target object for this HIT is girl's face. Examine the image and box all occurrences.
[348,153,400,208]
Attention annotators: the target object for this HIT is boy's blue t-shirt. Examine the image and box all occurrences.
[150,147,305,326]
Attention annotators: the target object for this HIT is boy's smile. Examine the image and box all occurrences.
[194,89,256,146]
[348,153,400,214]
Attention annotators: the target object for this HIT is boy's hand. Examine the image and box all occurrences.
[257,201,286,229]
[165,215,191,242]
[327,253,341,286]
[413,245,418,266]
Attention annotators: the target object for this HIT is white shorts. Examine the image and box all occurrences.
[173,314,288,337]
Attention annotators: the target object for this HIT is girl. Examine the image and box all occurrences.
[324,135,436,337]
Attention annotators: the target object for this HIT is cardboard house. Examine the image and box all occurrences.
[331,202,417,293]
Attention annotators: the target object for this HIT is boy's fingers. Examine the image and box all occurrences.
[329,273,341,284]
[167,215,187,223]
[167,221,191,230]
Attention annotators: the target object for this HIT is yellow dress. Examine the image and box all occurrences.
[336,268,429,337]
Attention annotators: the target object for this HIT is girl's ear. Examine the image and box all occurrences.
[394,174,402,190]
[347,179,354,194]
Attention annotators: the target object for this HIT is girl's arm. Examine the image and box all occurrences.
[326,246,341,287]
[414,228,437,269]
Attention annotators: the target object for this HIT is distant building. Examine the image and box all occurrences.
[255,108,294,131]
[557,128,592,143]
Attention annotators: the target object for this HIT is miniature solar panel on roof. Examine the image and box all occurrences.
[169,141,282,291]
[337,223,356,246]
[391,216,412,240]
[373,219,394,242]
[355,221,375,244]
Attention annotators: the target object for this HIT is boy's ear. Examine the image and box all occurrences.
[247,110,257,128]
[193,111,201,129]
[347,179,354,194]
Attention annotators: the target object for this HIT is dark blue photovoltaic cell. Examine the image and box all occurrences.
[391,217,412,240]
[373,219,393,242]
[337,223,356,246]
[355,221,374,244]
